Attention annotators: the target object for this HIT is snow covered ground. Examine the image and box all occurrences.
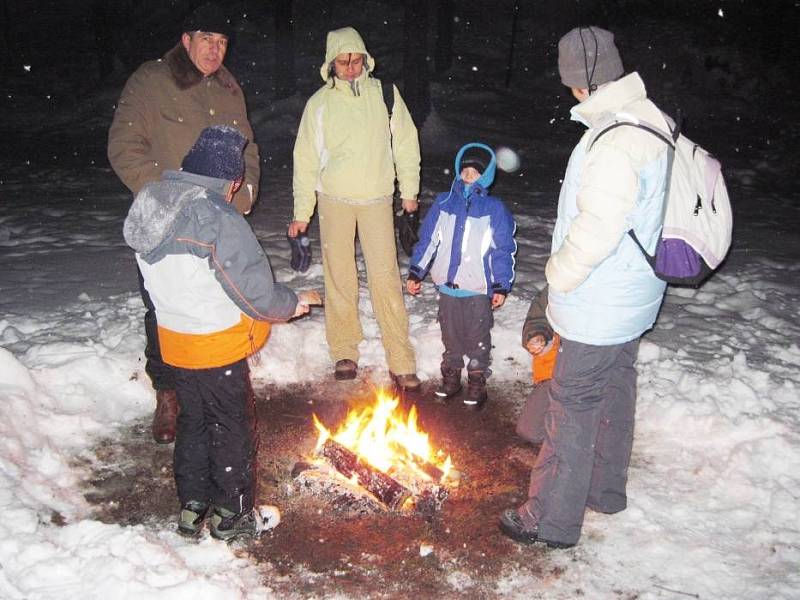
[1,5,799,599]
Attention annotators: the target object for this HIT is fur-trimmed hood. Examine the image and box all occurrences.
[164,42,239,93]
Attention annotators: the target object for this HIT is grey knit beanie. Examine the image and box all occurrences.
[558,26,623,89]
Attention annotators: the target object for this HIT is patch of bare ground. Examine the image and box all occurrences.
[80,377,562,598]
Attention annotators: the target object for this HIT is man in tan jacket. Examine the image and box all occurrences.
[108,3,260,443]
[289,27,420,391]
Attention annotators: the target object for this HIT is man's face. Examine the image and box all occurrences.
[333,53,365,81]
[182,31,228,76]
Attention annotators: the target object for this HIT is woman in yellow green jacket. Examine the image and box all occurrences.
[288,27,421,391]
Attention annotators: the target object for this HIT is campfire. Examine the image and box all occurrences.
[293,389,458,513]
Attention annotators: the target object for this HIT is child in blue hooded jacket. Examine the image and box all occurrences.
[406,143,517,409]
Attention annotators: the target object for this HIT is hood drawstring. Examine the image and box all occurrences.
[348,78,360,96]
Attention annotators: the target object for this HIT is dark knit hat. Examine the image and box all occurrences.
[183,2,232,38]
[181,126,247,181]
[558,26,623,89]
[460,148,487,174]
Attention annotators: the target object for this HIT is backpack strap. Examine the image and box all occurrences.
[627,230,658,269]
[587,116,677,264]
[588,120,675,153]
[381,80,395,118]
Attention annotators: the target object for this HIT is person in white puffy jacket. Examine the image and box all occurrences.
[500,27,670,549]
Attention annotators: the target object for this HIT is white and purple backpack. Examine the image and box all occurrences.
[590,114,733,286]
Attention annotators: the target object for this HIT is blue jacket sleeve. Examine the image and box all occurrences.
[408,196,444,281]
[488,200,517,294]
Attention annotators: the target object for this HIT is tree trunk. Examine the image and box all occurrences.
[273,0,296,99]
[504,1,520,88]
[0,0,12,76]
[402,0,430,127]
[434,0,453,75]
[91,0,115,83]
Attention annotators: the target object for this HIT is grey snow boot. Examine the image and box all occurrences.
[434,367,462,402]
[464,371,488,410]
[209,506,261,541]
[177,500,209,537]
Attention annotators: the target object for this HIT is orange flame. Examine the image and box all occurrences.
[313,389,453,483]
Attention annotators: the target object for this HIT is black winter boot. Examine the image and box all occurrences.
[177,500,209,537]
[464,371,488,410]
[434,367,462,402]
[209,506,262,541]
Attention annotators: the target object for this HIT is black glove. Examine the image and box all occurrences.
[396,209,419,258]
[288,232,312,272]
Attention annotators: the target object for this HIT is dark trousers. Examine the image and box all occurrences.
[515,380,551,445]
[173,359,257,514]
[437,293,493,374]
[519,337,639,545]
[137,265,175,391]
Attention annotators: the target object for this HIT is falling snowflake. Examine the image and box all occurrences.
[718,8,724,17]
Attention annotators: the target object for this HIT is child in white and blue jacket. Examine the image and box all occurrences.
[406,143,517,409]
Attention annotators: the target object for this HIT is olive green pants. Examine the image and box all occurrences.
[317,193,416,375]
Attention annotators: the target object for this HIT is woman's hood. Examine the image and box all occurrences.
[319,26,376,81]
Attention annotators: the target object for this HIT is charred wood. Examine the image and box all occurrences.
[318,439,412,510]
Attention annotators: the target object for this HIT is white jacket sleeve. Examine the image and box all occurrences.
[546,143,638,293]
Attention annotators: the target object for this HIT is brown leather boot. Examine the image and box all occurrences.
[152,389,178,444]
[391,372,422,393]
[334,359,358,381]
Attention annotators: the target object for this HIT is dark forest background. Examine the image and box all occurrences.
[3,1,798,114]
[2,0,799,186]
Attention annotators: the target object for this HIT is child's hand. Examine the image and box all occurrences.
[406,279,422,295]
[526,334,547,356]
[297,290,322,306]
[491,293,506,309]
[292,302,310,318]
[293,290,322,318]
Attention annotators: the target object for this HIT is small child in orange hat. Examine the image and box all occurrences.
[516,286,559,445]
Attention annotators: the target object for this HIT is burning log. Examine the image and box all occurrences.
[318,438,412,510]
[408,454,445,482]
